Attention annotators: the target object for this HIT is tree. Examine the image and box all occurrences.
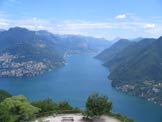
[58,101,73,111]
[32,99,82,115]
[0,95,40,122]
[0,89,12,102]
[32,98,58,115]
[86,93,112,117]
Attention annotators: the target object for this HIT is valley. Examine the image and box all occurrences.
[0,1,161,122]
[0,27,110,77]
[1,27,162,122]
[0,54,162,122]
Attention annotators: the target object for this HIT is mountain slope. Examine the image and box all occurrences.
[109,38,156,85]
[0,27,65,77]
[96,37,162,105]
[105,38,155,71]
[96,39,132,62]
[59,35,111,55]
[30,31,111,55]
[0,27,111,77]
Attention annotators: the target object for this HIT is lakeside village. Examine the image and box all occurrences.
[0,53,65,77]
[116,80,162,106]
[1,53,162,107]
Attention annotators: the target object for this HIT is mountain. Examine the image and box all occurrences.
[130,37,143,42]
[31,31,111,55]
[59,35,111,55]
[0,27,65,77]
[96,37,162,105]
[95,39,132,63]
[0,29,5,32]
[0,27,111,77]
[110,37,121,44]
[107,38,156,84]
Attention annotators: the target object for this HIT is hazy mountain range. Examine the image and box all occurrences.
[0,27,111,77]
[1,26,162,105]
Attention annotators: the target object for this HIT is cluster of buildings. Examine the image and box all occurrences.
[0,53,47,77]
[116,80,162,106]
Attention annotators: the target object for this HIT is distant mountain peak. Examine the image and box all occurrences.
[110,37,121,44]
[118,39,129,42]
[130,37,144,42]
[158,35,162,40]
[8,27,29,32]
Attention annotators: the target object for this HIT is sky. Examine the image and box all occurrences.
[0,0,162,40]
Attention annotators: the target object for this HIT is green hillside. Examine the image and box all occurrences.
[96,37,162,105]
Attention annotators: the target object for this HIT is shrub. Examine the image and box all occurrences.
[86,93,112,117]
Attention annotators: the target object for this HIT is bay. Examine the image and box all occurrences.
[0,54,162,122]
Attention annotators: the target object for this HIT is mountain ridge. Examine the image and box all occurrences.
[96,36,162,105]
[0,27,111,77]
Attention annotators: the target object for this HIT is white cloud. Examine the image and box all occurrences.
[0,14,162,39]
[0,18,10,28]
[144,24,155,28]
[0,21,9,26]
[115,14,127,19]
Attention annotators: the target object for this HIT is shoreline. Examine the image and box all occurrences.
[114,85,162,107]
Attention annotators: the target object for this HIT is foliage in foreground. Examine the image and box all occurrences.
[86,93,112,117]
[31,98,58,116]
[0,95,40,122]
[85,93,133,122]
[0,89,133,122]
[0,89,12,102]
[31,99,82,116]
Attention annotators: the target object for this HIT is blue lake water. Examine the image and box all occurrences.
[0,54,162,122]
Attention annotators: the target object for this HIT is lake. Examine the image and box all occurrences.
[0,54,162,122]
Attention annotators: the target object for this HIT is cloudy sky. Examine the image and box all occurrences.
[0,0,162,40]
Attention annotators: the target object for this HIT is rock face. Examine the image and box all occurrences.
[96,36,162,105]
